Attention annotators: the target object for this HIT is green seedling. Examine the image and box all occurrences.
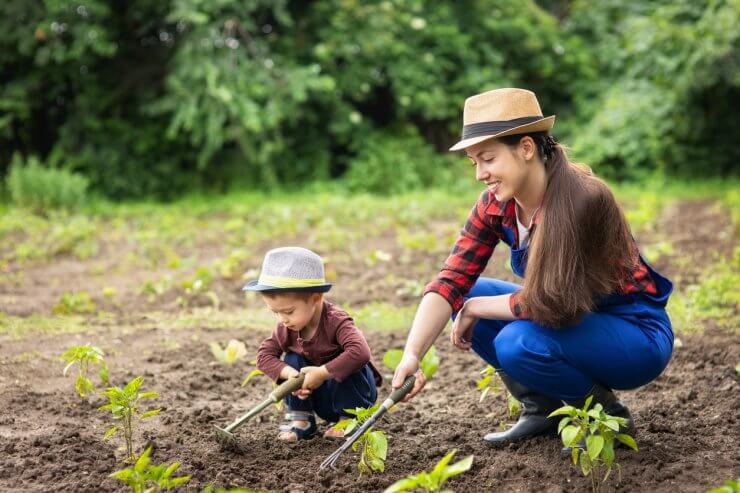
[708,479,739,493]
[333,404,388,475]
[99,376,161,462]
[548,396,638,493]
[215,248,250,279]
[383,448,474,493]
[383,345,440,380]
[140,277,172,302]
[178,266,220,308]
[53,291,97,315]
[109,446,191,492]
[210,339,247,366]
[60,344,109,397]
[476,365,521,418]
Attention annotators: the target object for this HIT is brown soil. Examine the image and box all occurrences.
[0,324,738,492]
[0,197,738,492]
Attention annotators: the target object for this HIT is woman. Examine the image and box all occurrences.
[391,88,674,445]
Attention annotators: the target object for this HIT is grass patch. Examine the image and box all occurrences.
[668,247,740,334]
[0,312,112,339]
[349,302,419,332]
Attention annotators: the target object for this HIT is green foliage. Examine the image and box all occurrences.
[333,404,387,475]
[383,449,474,493]
[383,345,439,380]
[6,154,88,213]
[53,291,97,315]
[99,376,161,462]
[0,0,592,198]
[60,344,108,397]
[344,125,455,194]
[549,396,639,493]
[109,447,191,493]
[708,479,740,493]
[567,0,740,178]
[209,339,247,366]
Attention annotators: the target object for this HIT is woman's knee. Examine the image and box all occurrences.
[494,321,552,372]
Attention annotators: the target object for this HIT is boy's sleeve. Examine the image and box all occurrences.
[324,318,371,383]
[256,330,287,382]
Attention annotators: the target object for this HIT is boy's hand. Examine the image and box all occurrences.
[300,365,331,392]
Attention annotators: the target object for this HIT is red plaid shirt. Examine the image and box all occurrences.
[424,190,658,318]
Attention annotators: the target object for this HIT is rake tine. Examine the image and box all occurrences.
[319,448,343,470]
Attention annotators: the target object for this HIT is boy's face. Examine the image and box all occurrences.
[262,292,322,332]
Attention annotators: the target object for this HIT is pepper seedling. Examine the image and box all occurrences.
[548,396,638,493]
[60,344,109,398]
[383,345,440,380]
[708,479,739,493]
[210,339,247,366]
[109,446,191,492]
[99,376,161,462]
[333,404,388,475]
[383,448,474,493]
[476,365,520,418]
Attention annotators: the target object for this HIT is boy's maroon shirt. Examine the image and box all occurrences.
[257,301,382,385]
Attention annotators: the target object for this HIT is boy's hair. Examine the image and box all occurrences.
[260,291,322,302]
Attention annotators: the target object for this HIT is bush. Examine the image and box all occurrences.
[344,125,456,194]
[6,154,88,212]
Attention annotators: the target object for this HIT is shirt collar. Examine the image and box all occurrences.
[485,192,542,225]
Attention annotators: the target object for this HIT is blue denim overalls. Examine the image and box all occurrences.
[460,223,674,402]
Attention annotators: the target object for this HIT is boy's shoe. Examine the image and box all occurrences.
[278,411,317,442]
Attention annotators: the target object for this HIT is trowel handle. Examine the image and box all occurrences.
[270,374,306,401]
[387,375,416,405]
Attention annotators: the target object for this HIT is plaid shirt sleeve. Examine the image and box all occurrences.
[424,191,502,312]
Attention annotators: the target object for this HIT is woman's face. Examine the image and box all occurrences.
[465,138,533,202]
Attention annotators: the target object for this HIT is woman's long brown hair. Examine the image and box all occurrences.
[499,132,637,328]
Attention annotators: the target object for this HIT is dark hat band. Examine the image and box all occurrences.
[461,116,544,140]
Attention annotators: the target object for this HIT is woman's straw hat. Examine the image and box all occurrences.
[449,88,556,151]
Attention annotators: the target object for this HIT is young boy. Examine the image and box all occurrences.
[246,246,382,442]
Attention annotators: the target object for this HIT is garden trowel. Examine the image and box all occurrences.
[214,373,305,445]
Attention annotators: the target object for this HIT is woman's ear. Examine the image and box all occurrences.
[518,136,536,161]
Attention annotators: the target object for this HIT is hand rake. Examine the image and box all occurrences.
[319,374,416,470]
[214,374,306,445]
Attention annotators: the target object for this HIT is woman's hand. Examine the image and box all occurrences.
[391,353,427,402]
[451,299,479,351]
